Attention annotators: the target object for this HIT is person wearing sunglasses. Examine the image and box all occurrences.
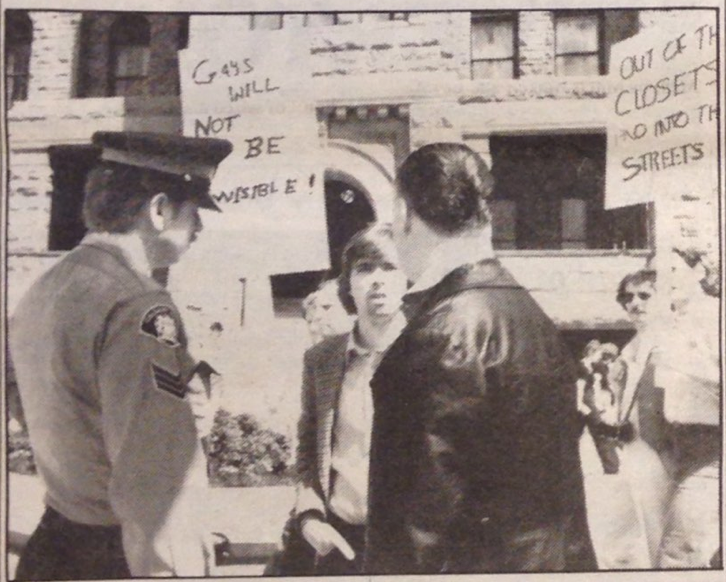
[585,269,674,569]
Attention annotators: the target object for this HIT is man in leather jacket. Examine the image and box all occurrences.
[364,143,596,574]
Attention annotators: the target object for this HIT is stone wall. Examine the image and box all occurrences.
[305,14,470,79]
[6,152,53,255]
[518,11,555,77]
[27,12,81,100]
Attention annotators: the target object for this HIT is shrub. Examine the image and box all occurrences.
[206,409,294,487]
[7,410,293,487]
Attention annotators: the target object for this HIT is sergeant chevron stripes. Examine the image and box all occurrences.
[151,363,186,399]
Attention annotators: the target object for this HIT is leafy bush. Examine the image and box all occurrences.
[8,430,36,475]
[207,409,294,487]
[7,410,293,487]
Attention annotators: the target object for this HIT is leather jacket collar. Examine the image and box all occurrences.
[402,259,522,321]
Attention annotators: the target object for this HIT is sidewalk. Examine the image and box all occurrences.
[8,473,295,577]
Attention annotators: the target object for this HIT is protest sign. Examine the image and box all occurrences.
[178,25,329,275]
[605,12,717,210]
[606,12,722,425]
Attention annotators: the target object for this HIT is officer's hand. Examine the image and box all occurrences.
[300,516,355,560]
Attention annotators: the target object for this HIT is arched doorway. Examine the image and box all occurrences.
[270,140,393,304]
[324,179,376,277]
[270,178,375,300]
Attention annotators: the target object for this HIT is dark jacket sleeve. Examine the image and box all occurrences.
[403,297,494,572]
[294,349,326,518]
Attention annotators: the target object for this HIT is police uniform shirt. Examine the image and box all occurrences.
[9,235,209,576]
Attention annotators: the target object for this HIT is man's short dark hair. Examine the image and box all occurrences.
[616,269,656,307]
[83,162,206,233]
[396,143,495,234]
[338,223,397,315]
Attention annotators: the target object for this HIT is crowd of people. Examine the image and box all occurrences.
[7,131,722,579]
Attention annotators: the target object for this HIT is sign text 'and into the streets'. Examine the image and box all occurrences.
[178,25,328,275]
[606,16,717,208]
[606,13,721,418]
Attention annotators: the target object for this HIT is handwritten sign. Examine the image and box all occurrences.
[614,13,724,424]
[178,25,329,275]
[605,13,717,209]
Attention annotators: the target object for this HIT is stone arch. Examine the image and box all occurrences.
[323,139,396,223]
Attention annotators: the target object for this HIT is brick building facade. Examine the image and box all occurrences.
[5,8,678,424]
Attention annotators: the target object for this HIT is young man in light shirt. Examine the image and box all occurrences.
[294,223,407,574]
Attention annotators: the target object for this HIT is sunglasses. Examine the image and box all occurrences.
[621,291,652,304]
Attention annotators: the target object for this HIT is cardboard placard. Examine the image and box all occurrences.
[179,25,329,275]
[605,13,717,210]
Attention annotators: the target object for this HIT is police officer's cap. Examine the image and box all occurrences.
[92,131,233,211]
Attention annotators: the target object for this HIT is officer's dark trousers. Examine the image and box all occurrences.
[15,506,130,580]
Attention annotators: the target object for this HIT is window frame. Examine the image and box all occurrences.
[108,14,152,97]
[470,11,519,80]
[554,10,605,77]
[486,131,649,251]
[332,12,409,25]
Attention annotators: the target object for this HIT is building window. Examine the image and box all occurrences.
[489,134,648,250]
[302,12,409,28]
[48,145,99,252]
[5,11,32,105]
[555,11,604,76]
[471,13,517,80]
[334,13,408,24]
[490,199,517,249]
[109,14,151,96]
[251,14,283,30]
[561,198,588,249]
[305,13,336,27]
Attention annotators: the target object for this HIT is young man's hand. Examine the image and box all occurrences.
[300,516,355,560]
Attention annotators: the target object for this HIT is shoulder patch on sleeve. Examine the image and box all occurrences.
[140,305,180,347]
[151,362,186,399]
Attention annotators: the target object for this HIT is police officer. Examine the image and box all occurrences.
[9,131,232,579]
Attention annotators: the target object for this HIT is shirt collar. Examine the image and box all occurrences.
[406,228,495,297]
[80,232,153,277]
[346,312,407,361]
